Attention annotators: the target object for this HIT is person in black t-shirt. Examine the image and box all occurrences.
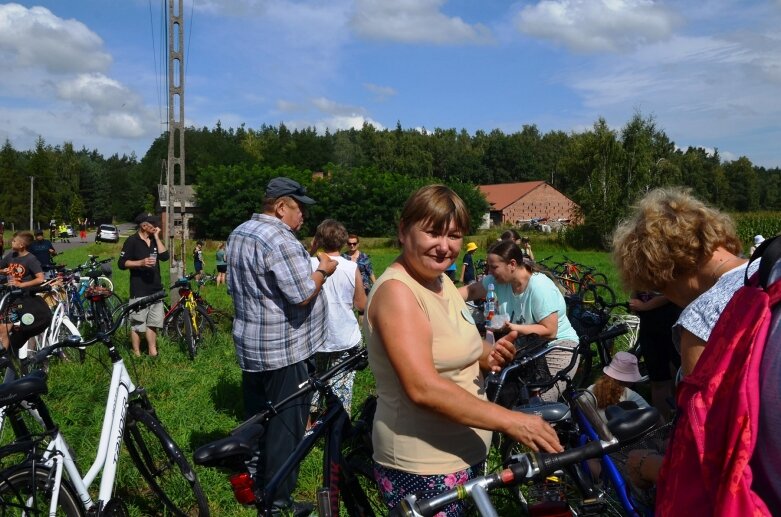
[118,214,169,357]
[28,229,57,276]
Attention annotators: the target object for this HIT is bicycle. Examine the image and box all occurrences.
[162,274,215,359]
[488,331,663,516]
[390,403,660,516]
[0,291,209,516]
[193,346,383,517]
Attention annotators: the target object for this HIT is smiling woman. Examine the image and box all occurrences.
[363,184,562,515]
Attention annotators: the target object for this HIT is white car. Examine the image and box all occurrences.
[95,224,119,243]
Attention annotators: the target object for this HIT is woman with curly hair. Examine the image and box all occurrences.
[612,187,757,377]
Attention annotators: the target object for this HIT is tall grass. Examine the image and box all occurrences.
[22,233,620,515]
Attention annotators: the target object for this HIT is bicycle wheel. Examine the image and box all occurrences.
[123,405,209,516]
[0,465,82,516]
[164,307,214,342]
[341,397,385,516]
[579,283,616,309]
[55,315,86,363]
[94,275,114,292]
[181,308,197,360]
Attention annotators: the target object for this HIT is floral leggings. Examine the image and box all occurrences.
[310,347,359,415]
[373,462,484,516]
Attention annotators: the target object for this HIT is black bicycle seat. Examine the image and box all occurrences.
[605,405,660,442]
[0,370,48,409]
[193,424,264,470]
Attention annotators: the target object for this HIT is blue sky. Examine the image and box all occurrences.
[2,0,780,168]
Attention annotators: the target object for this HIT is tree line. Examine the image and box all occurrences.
[1,113,779,247]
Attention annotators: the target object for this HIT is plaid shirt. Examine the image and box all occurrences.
[227,213,326,371]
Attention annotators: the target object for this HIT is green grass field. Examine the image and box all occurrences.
[5,233,625,516]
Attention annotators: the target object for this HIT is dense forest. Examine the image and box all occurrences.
[1,113,779,247]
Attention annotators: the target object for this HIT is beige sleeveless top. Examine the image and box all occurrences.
[364,266,493,475]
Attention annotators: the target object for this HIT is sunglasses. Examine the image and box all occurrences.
[348,242,358,246]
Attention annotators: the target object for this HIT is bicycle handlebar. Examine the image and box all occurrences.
[393,403,660,517]
[28,290,166,365]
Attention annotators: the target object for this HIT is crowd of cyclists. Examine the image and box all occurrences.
[0,181,777,516]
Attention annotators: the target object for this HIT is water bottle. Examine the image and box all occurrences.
[149,250,158,266]
[484,283,496,321]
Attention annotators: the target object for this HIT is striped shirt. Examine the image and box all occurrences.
[227,213,326,371]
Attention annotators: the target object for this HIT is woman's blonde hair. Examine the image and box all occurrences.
[612,187,741,292]
[592,374,625,409]
[399,185,470,236]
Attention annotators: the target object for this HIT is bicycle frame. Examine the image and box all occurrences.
[17,355,139,514]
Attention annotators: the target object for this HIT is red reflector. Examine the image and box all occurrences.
[178,288,189,296]
[229,472,255,505]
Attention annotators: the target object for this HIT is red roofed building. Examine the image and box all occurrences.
[478,181,580,228]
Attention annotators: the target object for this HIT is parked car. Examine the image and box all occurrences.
[95,224,119,243]
[65,225,75,238]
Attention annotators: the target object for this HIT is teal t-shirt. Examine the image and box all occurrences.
[482,272,578,343]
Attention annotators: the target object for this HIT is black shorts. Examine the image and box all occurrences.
[9,295,52,350]
[638,303,682,382]
[194,260,203,273]
[216,265,227,273]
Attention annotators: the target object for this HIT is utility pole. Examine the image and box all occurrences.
[29,176,34,230]
[167,0,185,301]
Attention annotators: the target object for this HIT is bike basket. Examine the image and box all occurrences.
[567,301,610,339]
[85,285,113,300]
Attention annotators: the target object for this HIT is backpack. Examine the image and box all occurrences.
[655,236,781,516]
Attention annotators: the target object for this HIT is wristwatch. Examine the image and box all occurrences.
[316,269,329,279]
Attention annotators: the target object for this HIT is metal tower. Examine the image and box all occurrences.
[166,0,185,291]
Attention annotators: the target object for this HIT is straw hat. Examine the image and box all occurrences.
[603,351,643,383]
[465,242,478,252]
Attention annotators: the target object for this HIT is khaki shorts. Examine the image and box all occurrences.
[129,298,165,333]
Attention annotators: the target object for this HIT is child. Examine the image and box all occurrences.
[587,351,650,422]
[193,241,204,282]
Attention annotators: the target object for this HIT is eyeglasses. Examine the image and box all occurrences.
[348,242,358,246]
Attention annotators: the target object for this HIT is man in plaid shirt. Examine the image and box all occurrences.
[227,177,336,516]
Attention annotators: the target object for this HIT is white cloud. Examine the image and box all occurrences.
[0,4,158,151]
[0,3,111,73]
[364,82,397,101]
[311,97,367,117]
[351,0,492,44]
[516,0,679,53]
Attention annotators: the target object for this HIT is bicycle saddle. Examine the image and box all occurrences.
[193,424,264,470]
[605,405,660,442]
[512,400,571,424]
[0,370,47,409]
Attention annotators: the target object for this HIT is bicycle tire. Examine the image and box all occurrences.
[341,397,385,516]
[182,308,197,360]
[0,464,82,516]
[571,346,594,389]
[579,283,617,309]
[123,405,209,516]
[94,275,114,293]
[55,315,86,363]
[164,306,215,342]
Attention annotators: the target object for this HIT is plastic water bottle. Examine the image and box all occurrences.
[484,283,496,321]
[149,250,158,267]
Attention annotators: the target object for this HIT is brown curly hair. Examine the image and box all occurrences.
[592,375,625,409]
[612,187,741,292]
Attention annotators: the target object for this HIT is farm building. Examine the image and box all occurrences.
[478,181,580,229]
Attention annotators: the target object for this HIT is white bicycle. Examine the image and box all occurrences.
[0,291,209,516]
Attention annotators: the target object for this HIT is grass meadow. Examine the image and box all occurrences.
[9,231,627,516]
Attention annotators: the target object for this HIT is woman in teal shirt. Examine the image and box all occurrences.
[215,242,227,285]
[461,240,578,401]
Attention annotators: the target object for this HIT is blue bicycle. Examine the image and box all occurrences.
[487,326,665,516]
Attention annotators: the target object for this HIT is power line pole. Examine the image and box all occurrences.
[167,0,185,300]
[29,176,34,230]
